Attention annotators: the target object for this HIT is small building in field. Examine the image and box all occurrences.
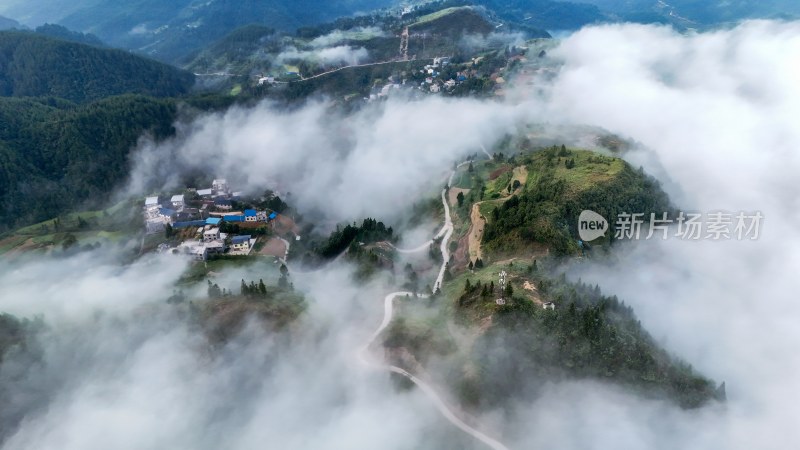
[231,235,252,253]
[145,196,160,208]
[197,188,213,197]
[178,241,207,261]
[543,302,556,310]
[190,246,208,261]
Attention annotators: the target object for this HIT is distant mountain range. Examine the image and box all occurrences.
[0,0,398,63]
[0,31,193,103]
[0,15,20,30]
[578,0,800,25]
[3,0,798,65]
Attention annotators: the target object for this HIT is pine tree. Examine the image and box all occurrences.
[258,279,267,296]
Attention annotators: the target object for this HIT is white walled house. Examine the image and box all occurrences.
[212,179,229,194]
[203,228,221,242]
[230,235,252,254]
[171,194,185,210]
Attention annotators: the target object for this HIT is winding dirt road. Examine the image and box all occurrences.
[359,163,510,450]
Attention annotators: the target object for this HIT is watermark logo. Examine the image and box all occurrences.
[577,210,764,242]
[578,210,609,242]
[615,211,763,241]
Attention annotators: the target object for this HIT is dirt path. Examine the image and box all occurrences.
[259,237,288,259]
[468,203,486,262]
[511,166,528,191]
[461,165,527,264]
[448,187,470,207]
[357,161,509,450]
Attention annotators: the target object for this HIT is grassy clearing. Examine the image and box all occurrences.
[411,6,470,27]
[0,199,140,254]
[550,149,624,197]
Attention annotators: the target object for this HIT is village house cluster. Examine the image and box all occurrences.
[143,179,280,261]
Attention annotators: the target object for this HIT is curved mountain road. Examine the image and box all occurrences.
[359,163,509,450]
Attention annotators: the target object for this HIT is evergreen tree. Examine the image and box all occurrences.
[258,279,267,296]
[207,280,222,298]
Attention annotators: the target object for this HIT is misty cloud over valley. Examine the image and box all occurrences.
[2,15,800,450]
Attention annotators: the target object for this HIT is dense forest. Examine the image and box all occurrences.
[456,273,722,409]
[317,218,394,259]
[0,95,179,231]
[0,31,194,103]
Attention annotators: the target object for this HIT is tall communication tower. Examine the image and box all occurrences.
[497,270,507,305]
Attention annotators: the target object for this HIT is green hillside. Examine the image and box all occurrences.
[0,95,178,231]
[381,145,719,412]
[409,6,495,37]
[481,147,671,255]
[0,31,194,103]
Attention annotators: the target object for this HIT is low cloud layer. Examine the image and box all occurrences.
[277,45,370,67]
[459,31,527,53]
[128,96,524,224]
[517,20,800,450]
[2,19,800,450]
[308,26,387,48]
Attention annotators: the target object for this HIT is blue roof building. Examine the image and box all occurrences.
[244,209,257,217]
[268,212,278,221]
[159,208,176,217]
[206,217,222,226]
[231,235,252,244]
[173,220,206,228]
[226,215,245,223]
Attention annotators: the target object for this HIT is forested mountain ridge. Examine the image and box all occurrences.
[0,95,179,231]
[0,31,194,103]
[0,16,19,30]
[0,0,398,63]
